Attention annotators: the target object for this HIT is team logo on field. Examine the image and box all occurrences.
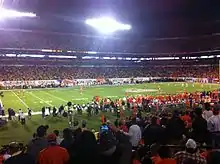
[125,88,158,93]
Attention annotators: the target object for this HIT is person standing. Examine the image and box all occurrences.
[20,112,25,125]
[128,118,142,148]
[143,117,164,145]
[202,103,213,121]
[28,108,32,119]
[41,107,45,119]
[38,133,69,164]
[192,107,208,143]
[207,105,220,147]
[27,126,48,161]
[18,109,22,121]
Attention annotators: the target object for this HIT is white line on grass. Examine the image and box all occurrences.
[28,92,53,106]
[11,91,29,110]
[41,91,67,102]
[72,98,89,101]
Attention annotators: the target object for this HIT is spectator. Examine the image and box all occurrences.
[166,110,185,144]
[27,125,48,161]
[141,156,153,164]
[181,111,192,129]
[150,144,162,164]
[192,107,208,143]
[157,146,176,164]
[119,119,128,133]
[128,118,142,148]
[38,133,69,164]
[69,131,99,164]
[99,129,132,164]
[4,142,34,164]
[207,150,220,164]
[173,139,206,164]
[81,120,87,131]
[99,130,119,164]
[53,130,63,145]
[60,128,74,152]
[202,103,213,121]
[143,117,165,145]
[207,105,220,147]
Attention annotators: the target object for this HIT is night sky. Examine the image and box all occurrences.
[1,0,220,37]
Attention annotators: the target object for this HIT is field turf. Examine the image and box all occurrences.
[0,82,219,145]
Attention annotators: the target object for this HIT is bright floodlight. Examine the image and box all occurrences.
[0,7,36,20]
[85,17,131,34]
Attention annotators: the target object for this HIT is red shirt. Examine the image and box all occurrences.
[38,145,69,164]
[120,125,128,133]
[0,155,3,164]
[156,159,176,164]
[181,114,192,128]
[151,155,162,164]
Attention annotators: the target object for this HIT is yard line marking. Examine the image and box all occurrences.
[41,91,67,102]
[28,92,53,106]
[72,98,89,100]
[11,91,29,110]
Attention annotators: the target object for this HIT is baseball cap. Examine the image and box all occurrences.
[47,133,57,142]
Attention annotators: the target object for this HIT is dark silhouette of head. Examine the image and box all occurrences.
[158,146,172,159]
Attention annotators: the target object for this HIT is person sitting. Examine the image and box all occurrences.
[173,139,206,164]
[4,142,34,164]
[156,146,176,164]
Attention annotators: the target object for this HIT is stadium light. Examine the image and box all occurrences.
[0,7,36,20]
[85,17,131,34]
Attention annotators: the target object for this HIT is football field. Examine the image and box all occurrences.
[0,82,219,145]
[1,82,219,112]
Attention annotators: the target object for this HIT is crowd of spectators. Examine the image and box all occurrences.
[0,66,218,81]
[1,103,220,164]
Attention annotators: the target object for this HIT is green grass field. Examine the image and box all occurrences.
[0,82,219,145]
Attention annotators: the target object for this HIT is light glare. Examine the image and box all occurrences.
[85,17,131,34]
[0,7,36,20]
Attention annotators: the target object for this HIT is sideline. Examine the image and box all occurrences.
[0,83,139,92]
[0,111,41,118]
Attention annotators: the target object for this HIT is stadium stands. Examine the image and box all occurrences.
[0,66,218,81]
[0,29,220,53]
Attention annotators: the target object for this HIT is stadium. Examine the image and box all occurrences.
[0,1,220,164]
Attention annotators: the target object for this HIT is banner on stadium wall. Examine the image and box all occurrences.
[134,77,150,81]
[0,80,60,87]
[0,77,218,88]
[61,79,75,87]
